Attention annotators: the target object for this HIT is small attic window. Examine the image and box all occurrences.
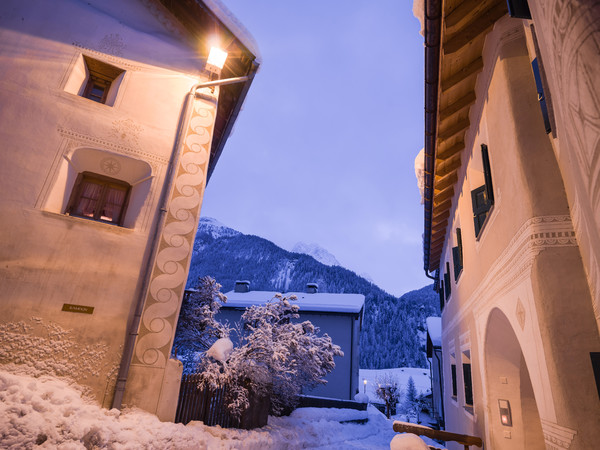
[82,56,124,104]
[64,54,125,106]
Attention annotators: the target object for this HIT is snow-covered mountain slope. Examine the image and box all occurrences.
[291,242,341,266]
[197,217,241,240]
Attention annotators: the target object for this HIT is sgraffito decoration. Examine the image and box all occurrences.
[132,99,215,369]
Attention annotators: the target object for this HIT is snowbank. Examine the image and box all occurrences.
[0,367,440,449]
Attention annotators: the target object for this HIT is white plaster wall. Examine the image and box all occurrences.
[0,0,215,407]
[438,19,600,450]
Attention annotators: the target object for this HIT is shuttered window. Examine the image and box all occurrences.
[531,58,552,134]
[439,280,445,311]
[451,364,458,398]
[444,262,451,300]
[471,144,494,237]
[507,0,531,19]
[452,228,463,281]
[463,363,473,406]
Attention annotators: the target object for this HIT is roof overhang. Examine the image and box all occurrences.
[423,0,507,273]
[156,0,260,182]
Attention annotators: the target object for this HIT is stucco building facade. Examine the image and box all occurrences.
[418,0,600,448]
[0,0,258,420]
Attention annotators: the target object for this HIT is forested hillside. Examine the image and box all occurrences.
[186,218,440,369]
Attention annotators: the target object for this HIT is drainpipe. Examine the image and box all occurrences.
[111,75,249,410]
[423,0,442,275]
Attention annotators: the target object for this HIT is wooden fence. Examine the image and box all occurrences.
[175,374,269,429]
[175,374,241,428]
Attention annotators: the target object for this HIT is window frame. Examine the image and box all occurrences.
[471,144,494,238]
[444,262,451,301]
[80,55,124,105]
[450,363,458,399]
[66,172,131,226]
[452,228,463,281]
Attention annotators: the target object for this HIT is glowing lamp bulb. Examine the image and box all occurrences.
[207,47,228,70]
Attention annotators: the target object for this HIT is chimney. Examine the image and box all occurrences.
[234,280,250,293]
[306,283,318,294]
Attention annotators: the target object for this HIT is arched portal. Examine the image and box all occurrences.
[484,308,544,449]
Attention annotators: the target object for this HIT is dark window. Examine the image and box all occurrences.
[471,144,494,237]
[453,228,463,281]
[66,172,130,225]
[451,364,457,398]
[463,363,473,406]
[591,352,600,401]
[444,262,451,300]
[439,279,445,311]
[531,58,552,134]
[506,0,531,19]
[81,56,124,105]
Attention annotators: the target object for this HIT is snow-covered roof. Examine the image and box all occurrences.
[224,290,365,314]
[426,317,442,347]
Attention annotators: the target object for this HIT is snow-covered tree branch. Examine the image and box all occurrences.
[195,294,344,417]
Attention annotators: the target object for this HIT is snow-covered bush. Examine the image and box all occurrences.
[173,276,229,368]
[196,294,344,418]
[375,374,402,419]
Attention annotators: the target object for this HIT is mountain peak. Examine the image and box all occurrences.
[198,217,241,240]
[292,242,340,267]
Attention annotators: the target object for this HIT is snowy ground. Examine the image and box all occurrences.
[0,366,438,449]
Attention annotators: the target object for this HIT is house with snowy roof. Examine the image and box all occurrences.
[0,0,259,421]
[216,281,365,401]
[415,0,600,448]
[425,317,443,427]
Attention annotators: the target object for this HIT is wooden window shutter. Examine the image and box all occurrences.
[453,228,463,280]
[481,144,494,206]
[531,58,552,134]
[439,280,445,311]
[471,145,494,237]
[506,0,531,19]
[444,262,451,300]
[451,364,458,397]
[463,363,473,405]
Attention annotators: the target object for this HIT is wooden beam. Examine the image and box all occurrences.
[432,208,450,224]
[438,117,470,141]
[437,140,464,160]
[432,219,448,234]
[433,198,452,214]
[440,91,477,121]
[445,0,490,32]
[443,2,508,55]
[436,154,462,177]
[433,185,454,204]
[429,240,444,255]
[435,171,458,192]
[441,57,483,91]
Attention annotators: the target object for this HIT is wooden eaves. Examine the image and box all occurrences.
[157,0,260,182]
[423,0,507,274]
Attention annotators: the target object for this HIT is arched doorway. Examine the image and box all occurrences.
[484,308,544,449]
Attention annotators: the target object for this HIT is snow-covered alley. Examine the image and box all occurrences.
[0,367,439,449]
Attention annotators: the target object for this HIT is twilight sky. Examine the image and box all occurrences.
[201,1,430,297]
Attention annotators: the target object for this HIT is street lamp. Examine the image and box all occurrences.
[363,378,367,394]
[205,46,228,76]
